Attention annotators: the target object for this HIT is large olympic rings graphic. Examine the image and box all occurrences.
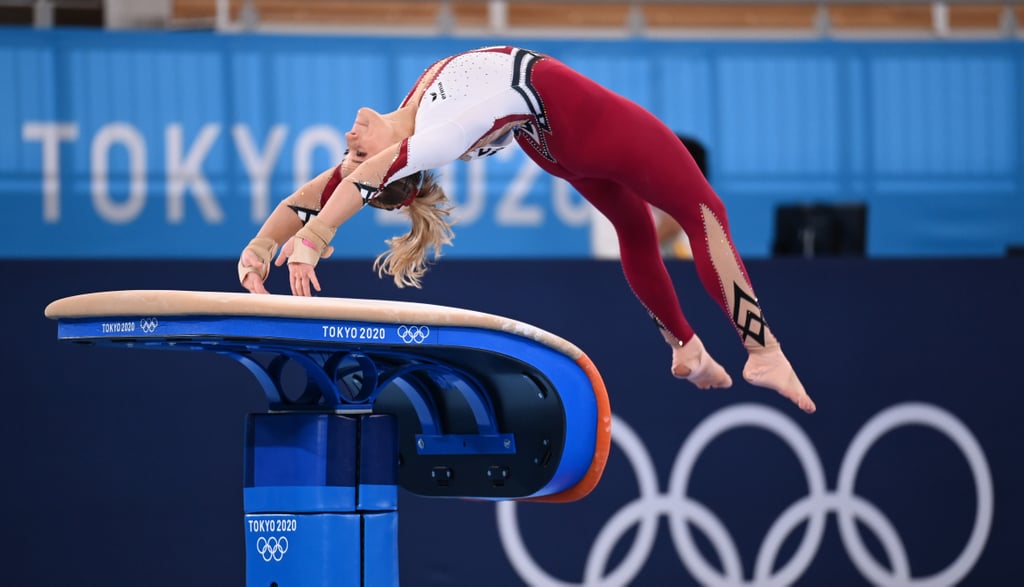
[397,325,430,344]
[139,317,159,333]
[497,402,994,587]
[255,536,289,562]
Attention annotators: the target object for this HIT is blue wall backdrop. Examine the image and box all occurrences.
[1,28,1022,259]
[8,257,1024,586]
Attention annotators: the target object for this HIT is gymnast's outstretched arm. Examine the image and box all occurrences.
[278,110,500,296]
[238,167,338,294]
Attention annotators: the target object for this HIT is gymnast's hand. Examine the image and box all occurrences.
[238,237,278,295]
[239,254,270,294]
[276,236,334,297]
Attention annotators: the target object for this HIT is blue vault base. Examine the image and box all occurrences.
[244,413,399,587]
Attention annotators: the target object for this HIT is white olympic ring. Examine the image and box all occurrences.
[397,325,430,344]
[255,536,289,562]
[497,402,994,587]
[139,317,159,333]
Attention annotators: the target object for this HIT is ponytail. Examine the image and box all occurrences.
[372,173,454,288]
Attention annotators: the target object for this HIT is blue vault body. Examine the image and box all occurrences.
[47,290,611,586]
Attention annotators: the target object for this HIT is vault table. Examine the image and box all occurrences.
[46,290,611,586]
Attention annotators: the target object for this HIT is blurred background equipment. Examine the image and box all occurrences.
[772,202,868,257]
[2,1,1021,37]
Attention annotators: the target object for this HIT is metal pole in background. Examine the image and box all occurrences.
[215,0,229,30]
[33,0,53,27]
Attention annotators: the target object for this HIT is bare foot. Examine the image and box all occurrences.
[743,346,816,413]
[670,335,733,390]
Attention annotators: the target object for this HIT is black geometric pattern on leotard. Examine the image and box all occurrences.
[288,205,318,225]
[509,48,555,163]
[353,181,381,205]
[732,281,766,346]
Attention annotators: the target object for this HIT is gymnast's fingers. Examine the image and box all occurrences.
[289,264,311,297]
[244,273,269,295]
[309,270,322,293]
[275,239,294,267]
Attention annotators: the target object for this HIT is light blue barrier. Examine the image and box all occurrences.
[2,28,1021,258]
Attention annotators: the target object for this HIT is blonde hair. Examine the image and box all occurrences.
[372,173,454,288]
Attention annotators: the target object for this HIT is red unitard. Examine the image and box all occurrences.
[383,46,768,347]
[516,55,759,346]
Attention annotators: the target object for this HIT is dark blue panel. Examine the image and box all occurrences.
[246,413,357,488]
[364,512,400,587]
[359,414,398,489]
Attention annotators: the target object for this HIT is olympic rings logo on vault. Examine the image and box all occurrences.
[255,536,289,562]
[497,402,993,587]
[397,325,430,344]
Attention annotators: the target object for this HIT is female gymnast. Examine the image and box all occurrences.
[237,45,816,414]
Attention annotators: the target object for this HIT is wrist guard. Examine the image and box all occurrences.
[288,215,337,266]
[237,237,278,285]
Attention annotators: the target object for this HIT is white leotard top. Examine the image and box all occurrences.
[379,48,540,187]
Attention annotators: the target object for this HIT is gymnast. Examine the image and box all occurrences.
[237,45,816,414]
